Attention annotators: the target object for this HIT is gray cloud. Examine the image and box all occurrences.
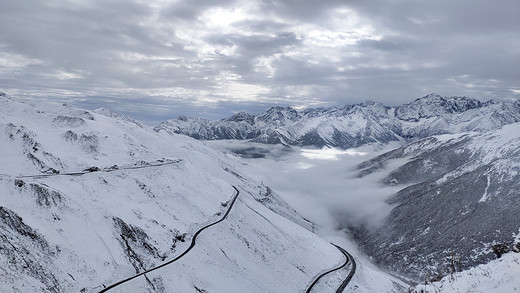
[256,0,346,22]
[159,0,239,20]
[1,0,518,123]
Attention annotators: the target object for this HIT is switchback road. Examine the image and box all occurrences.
[98,186,240,293]
[306,243,356,293]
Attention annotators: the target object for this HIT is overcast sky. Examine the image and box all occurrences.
[1,0,519,123]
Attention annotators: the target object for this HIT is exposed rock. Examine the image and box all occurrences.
[0,207,61,292]
[80,133,99,153]
[112,217,164,273]
[63,130,78,142]
[492,244,510,258]
[30,184,65,208]
[52,115,86,127]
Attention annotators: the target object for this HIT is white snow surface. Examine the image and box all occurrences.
[0,94,348,292]
[415,252,520,293]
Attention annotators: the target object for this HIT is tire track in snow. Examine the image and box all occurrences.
[98,186,240,292]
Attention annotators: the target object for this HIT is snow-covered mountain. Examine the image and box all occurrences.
[155,93,520,148]
[3,90,517,292]
[154,92,520,283]
[415,251,520,293]
[0,93,353,292]
[352,124,520,279]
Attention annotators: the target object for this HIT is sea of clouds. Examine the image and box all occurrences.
[206,141,406,234]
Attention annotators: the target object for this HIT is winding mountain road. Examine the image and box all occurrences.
[98,186,240,293]
[14,159,183,179]
[306,243,356,293]
[13,161,357,292]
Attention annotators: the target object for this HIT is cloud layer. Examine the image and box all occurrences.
[1,0,519,122]
[207,141,404,232]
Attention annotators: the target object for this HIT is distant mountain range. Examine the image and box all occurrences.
[155,93,520,148]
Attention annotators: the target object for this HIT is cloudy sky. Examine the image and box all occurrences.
[1,0,519,123]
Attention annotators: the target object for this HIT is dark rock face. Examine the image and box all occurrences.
[79,133,99,153]
[300,129,328,148]
[4,123,64,172]
[76,110,95,121]
[226,112,255,124]
[5,123,41,151]
[112,217,165,273]
[351,131,520,280]
[250,129,295,145]
[63,130,78,141]
[0,207,61,293]
[52,115,86,127]
[63,130,100,154]
[30,183,65,207]
[256,106,301,126]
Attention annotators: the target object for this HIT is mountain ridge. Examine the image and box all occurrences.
[155,93,520,148]
[351,123,520,279]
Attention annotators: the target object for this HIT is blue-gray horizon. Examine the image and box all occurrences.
[1,0,519,124]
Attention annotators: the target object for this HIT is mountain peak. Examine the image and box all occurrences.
[0,92,11,100]
[265,106,297,113]
[257,106,300,124]
[395,93,483,121]
[94,107,144,127]
[420,92,443,100]
[226,112,255,124]
[358,99,377,106]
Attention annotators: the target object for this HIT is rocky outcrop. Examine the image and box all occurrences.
[112,217,165,273]
[29,183,66,208]
[0,207,61,292]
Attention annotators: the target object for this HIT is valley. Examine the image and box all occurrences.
[1,92,518,292]
[2,0,519,291]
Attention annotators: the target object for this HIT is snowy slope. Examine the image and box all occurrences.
[203,140,412,293]
[0,93,348,292]
[353,123,520,279]
[155,93,520,148]
[415,252,520,293]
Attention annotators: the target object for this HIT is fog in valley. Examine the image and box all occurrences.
[207,141,406,236]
